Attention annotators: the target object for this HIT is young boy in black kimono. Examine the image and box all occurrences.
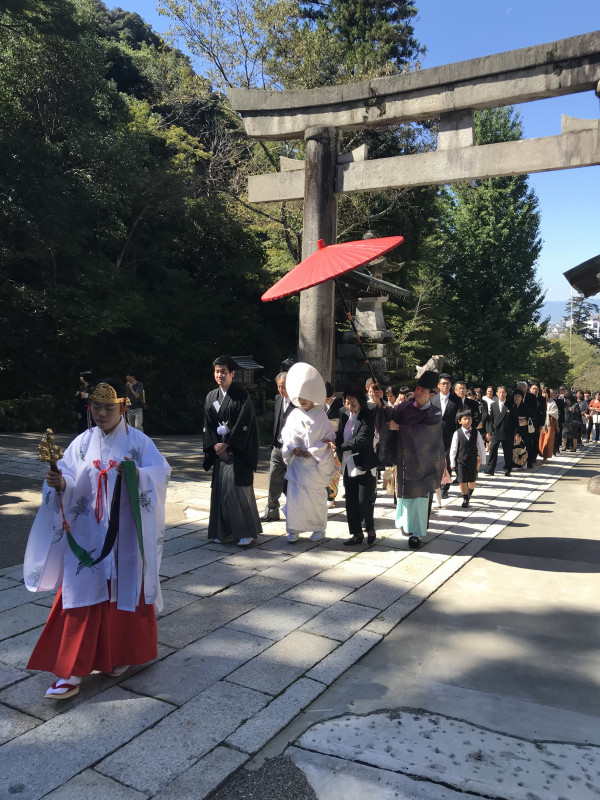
[450,410,487,507]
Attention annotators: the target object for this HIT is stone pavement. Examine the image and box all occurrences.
[0,438,598,799]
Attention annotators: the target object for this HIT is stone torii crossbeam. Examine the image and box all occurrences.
[228,31,600,381]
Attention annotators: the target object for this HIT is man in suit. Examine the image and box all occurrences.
[431,373,459,497]
[451,380,481,429]
[484,385,515,476]
[324,381,343,421]
[261,372,294,522]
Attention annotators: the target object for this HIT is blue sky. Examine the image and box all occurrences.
[117,0,599,302]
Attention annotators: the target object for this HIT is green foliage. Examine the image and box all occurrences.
[0,0,296,431]
[556,334,600,389]
[564,293,600,346]
[435,107,545,384]
[527,339,572,387]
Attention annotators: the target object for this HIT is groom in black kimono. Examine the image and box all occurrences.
[203,355,262,546]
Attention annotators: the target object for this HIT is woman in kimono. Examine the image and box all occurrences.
[538,386,559,462]
[336,386,379,547]
[24,379,171,700]
[281,362,335,543]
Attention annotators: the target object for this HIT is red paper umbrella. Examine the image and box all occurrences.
[262,235,405,383]
[261,235,404,302]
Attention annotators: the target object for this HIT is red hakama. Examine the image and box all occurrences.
[28,585,157,679]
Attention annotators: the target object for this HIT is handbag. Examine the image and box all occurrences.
[527,420,535,434]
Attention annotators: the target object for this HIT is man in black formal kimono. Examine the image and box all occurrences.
[204,356,262,546]
[262,372,294,522]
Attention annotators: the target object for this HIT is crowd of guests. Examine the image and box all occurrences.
[25,356,596,703]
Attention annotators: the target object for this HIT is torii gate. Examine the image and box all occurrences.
[228,31,600,381]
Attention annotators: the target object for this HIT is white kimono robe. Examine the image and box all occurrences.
[24,419,170,612]
[281,406,335,534]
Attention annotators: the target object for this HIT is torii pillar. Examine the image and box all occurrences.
[299,126,338,381]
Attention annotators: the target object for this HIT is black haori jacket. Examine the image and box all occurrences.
[203,383,259,486]
[376,401,445,499]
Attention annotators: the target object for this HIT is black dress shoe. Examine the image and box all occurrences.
[366,530,376,546]
[260,514,279,523]
[408,535,421,549]
[343,534,364,546]
[504,470,511,476]
[484,470,494,476]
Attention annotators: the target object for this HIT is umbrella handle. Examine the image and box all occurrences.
[334,278,377,385]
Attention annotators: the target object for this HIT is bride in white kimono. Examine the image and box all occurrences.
[24,380,171,700]
[281,363,335,543]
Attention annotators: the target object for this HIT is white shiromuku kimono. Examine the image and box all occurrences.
[281,406,335,534]
[24,419,171,612]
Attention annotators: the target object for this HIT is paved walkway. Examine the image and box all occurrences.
[0,439,597,799]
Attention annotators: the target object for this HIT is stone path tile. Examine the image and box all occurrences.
[0,661,28,690]
[259,558,327,583]
[0,703,40,745]
[306,629,382,685]
[161,562,255,598]
[164,524,205,541]
[41,770,149,800]
[218,574,298,605]
[159,546,224,578]
[296,707,600,800]
[162,531,209,557]
[286,747,473,800]
[0,670,116,721]
[122,627,273,705]
[97,681,269,796]
[221,550,294,571]
[158,588,200,617]
[383,554,441,584]
[352,547,411,568]
[0,626,44,668]
[226,598,322,641]
[344,574,413,610]
[0,686,170,800]
[280,579,354,608]
[411,557,467,599]
[419,537,468,560]
[258,534,318,553]
[227,630,338,695]
[301,600,380,641]
[314,561,386,588]
[0,603,49,641]
[225,677,326,755]
[156,595,256,649]
[0,578,18,591]
[365,593,424,636]
[152,746,248,800]
[0,565,26,580]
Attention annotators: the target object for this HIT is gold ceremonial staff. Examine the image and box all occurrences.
[38,429,63,479]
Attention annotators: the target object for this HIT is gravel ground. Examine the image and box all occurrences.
[210,756,318,800]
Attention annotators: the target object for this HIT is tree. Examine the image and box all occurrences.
[528,339,571,387]
[436,107,545,384]
[0,0,298,430]
[564,293,600,346]
[556,334,600,389]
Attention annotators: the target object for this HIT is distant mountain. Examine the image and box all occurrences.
[541,300,569,323]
